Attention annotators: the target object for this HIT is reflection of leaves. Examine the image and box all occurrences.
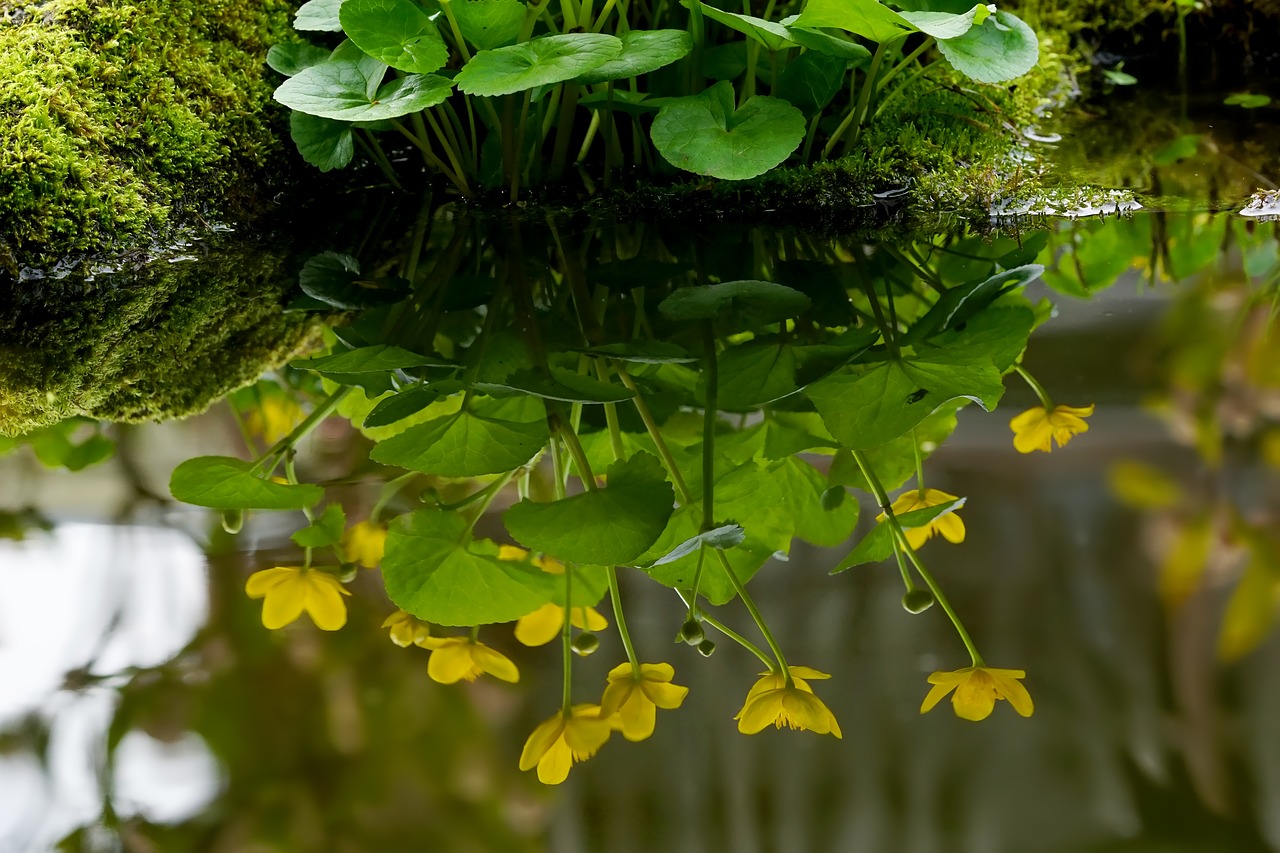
[1218,538,1280,662]
[831,498,965,572]
[370,399,548,476]
[659,279,811,328]
[504,453,675,565]
[383,509,560,625]
[292,504,347,548]
[299,252,410,309]
[170,457,324,510]
[828,402,961,493]
[475,367,634,404]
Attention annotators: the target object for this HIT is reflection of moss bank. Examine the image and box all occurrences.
[0,241,322,436]
[0,0,292,264]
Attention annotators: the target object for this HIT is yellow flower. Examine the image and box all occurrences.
[244,567,350,631]
[382,610,431,647]
[879,488,965,550]
[245,396,303,445]
[735,666,842,738]
[600,662,689,741]
[920,666,1034,721]
[419,636,520,684]
[342,520,387,569]
[519,704,612,785]
[1009,404,1095,453]
[515,603,609,646]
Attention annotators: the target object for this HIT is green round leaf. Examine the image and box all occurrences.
[170,457,325,510]
[650,81,806,181]
[936,10,1039,83]
[268,42,333,77]
[686,0,794,52]
[792,0,916,43]
[1225,92,1271,109]
[340,0,449,74]
[658,280,811,326]
[898,3,992,39]
[370,406,549,476]
[295,0,346,31]
[456,33,623,97]
[276,61,454,121]
[773,50,847,116]
[290,112,354,171]
[577,30,693,85]
[448,0,525,50]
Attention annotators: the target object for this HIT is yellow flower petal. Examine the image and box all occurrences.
[600,679,635,719]
[569,606,609,632]
[301,572,349,631]
[537,737,575,785]
[934,512,966,544]
[427,640,480,684]
[1010,404,1094,453]
[920,666,1034,721]
[920,681,956,714]
[989,669,1034,717]
[613,690,658,741]
[519,716,565,771]
[640,679,689,710]
[245,567,296,598]
[515,603,564,646]
[735,668,840,738]
[472,644,520,683]
[261,583,306,629]
[342,520,387,569]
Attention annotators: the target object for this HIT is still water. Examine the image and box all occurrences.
[2,95,1280,852]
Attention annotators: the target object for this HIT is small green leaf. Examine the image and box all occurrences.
[383,510,560,625]
[268,42,333,76]
[771,456,859,547]
[299,251,410,309]
[1151,134,1200,166]
[577,30,693,85]
[362,382,461,428]
[290,113,355,171]
[650,81,806,181]
[936,10,1039,83]
[292,344,448,373]
[340,0,449,74]
[456,34,623,97]
[650,523,745,566]
[448,0,526,50]
[1102,68,1137,86]
[170,457,325,510]
[474,367,635,404]
[686,0,794,51]
[503,453,676,565]
[898,3,991,39]
[1224,92,1271,109]
[831,498,965,572]
[295,0,346,31]
[369,403,549,476]
[276,61,453,121]
[658,279,811,327]
[291,504,347,547]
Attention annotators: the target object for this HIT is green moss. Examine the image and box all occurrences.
[0,237,323,436]
[0,0,294,265]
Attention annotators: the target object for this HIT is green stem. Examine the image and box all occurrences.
[912,427,925,492]
[701,321,718,532]
[675,591,773,669]
[607,568,641,672]
[1014,364,1054,410]
[860,277,900,359]
[891,536,917,593]
[371,472,417,523]
[255,388,351,472]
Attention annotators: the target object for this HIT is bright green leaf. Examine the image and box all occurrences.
[448,0,526,50]
[456,34,623,97]
[291,504,347,548]
[276,62,453,121]
[170,457,325,510]
[295,0,346,31]
[268,42,333,76]
[771,456,859,546]
[792,0,916,43]
[340,0,449,74]
[369,403,549,476]
[577,30,693,85]
[831,498,965,572]
[936,10,1039,83]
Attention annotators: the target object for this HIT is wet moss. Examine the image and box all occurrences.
[0,239,323,436]
[0,0,294,265]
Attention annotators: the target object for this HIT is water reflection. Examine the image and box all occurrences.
[3,204,1280,851]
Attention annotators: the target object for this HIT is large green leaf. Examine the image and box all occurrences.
[292,344,448,374]
[578,30,693,84]
[686,0,794,51]
[707,342,800,410]
[276,62,453,121]
[778,19,872,63]
[456,34,623,96]
[295,0,346,31]
[936,10,1039,83]
[503,453,675,565]
[340,0,449,74]
[771,456,859,546]
[658,279,811,327]
[898,3,991,38]
[290,113,354,171]
[382,510,560,625]
[448,0,526,50]
[831,498,965,572]
[650,81,806,181]
[792,0,916,43]
[369,402,549,476]
[474,367,635,404]
[828,401,962,493]
[170,457,324,510]
[808,353,1004,451]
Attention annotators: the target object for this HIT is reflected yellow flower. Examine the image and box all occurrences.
[515,602,609,646]
[244,566,350,631]
[1108,460,1182,509]
[342,520,387,569]
[1010,404,1095,453]
[419,636,520,684]
[600,662,689,741]
[519,704,613,785]
[381,610,431,648]
[920,666,1034,721]
[735,666,842,738]
[879,488,965,550]
[498,544,563,573]
[244,396,303,445]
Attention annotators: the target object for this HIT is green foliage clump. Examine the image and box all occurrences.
[0,240,322,436]
[0,0,294,264]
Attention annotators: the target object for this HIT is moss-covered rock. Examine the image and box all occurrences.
[0,0,294,266]
[0,237,323,436]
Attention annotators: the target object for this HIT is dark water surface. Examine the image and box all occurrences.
[2,96,1280,852]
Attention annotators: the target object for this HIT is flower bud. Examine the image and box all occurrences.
[679,617,705,646]
[902,588,936,614]
[220,509,243,534]
[697,639,716,657]
[337,563,359,583]
[820,487,846,511]
[572,633,599,656]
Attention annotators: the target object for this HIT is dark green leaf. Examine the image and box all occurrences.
[650,523,746,566]
[363,382,461,428]
[299,251,411,309]
[290,112,355,171]
[773,50,848,116]
[579,341,698,364]
[291,504,347,547]
[577,29,693,85]
[659,279,811,327]
[474,367,634,404]
[292,344,449,373]
[448,0,525,50]
[831,497,965,572]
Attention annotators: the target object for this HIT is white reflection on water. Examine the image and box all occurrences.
[0,523,219,849]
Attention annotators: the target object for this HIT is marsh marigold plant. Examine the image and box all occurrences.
[245,566,350,631]
[600,662,689,741]
[920,666,1034,721]
[520,705,613,785]
[735,666,842,738]
[880,488,966,550]
[1010,404,1095,453]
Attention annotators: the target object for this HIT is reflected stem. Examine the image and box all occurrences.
[1013,364,1054,410]
[676,590,774,669]
[255,387,351,474]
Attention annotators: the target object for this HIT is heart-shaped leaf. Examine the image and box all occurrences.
[577,29,693,85]
[295,0,346,31]
[792,0,916,43]
[276,61,454,121]
[370,403,549,476]
[898,3,992,38]
[456,33,623,97]
[650,81,806,180]
[936,10,1039,83]
[340,0,449,74]
[503,453,676,565]
[170,457,325,510]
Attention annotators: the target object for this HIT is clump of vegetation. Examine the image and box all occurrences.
[0,0,294,265]
[0,239,322,435]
